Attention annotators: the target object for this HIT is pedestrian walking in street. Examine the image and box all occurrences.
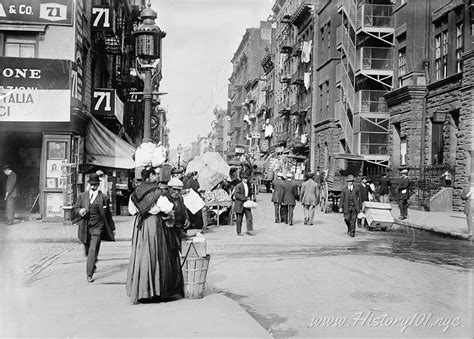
[126,167,184,303]
[281,172,299,226]
[300,172,318,225]
[271,172,285,223]
[74,173,115,283]
[233,174,254,236]
[167,177,190,251]
[397,169,410,220]
[379,173,391,203]
[2,165,18,225]
[357,176,372,228]
[460,181,473,235]
[319,170,328,212]
[340,175,361,237]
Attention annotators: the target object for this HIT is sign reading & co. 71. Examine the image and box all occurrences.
[0,0,72,25]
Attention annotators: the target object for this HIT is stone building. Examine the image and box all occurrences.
[0,0,147,219]
[211,107,230,160]
[227,21,272,161]
[385,0,473,211]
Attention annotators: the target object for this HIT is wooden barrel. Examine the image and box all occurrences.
[182,255,210,299]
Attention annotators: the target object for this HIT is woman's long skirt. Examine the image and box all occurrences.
[126,214,184,303]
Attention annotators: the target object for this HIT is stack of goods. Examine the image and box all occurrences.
[135,142,167,168]
[203,189,230,203]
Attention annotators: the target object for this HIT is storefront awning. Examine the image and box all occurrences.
[86,115,135,169]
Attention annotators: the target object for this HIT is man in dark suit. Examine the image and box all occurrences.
[233,174,254,236]
[397,169,410,220]
[281,172,299,226]
[340,175,361,237]
[271,172,285,223]
[74,173,115,283]
[3,165,18,225]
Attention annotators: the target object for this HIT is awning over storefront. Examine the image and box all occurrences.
[86,115,135,169]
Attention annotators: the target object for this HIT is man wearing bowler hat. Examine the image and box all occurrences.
[340,175,361,237]
[74,173,115,283]
[397,168,410,220]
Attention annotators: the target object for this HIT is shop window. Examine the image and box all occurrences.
[46,141,67,189]
[3,33,37,58]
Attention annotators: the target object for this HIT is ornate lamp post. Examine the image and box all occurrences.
[177,144,183,168]
[133,4,166,143]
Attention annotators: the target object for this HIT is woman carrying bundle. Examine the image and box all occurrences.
[126,167,184,304]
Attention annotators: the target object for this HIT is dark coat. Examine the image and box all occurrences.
[379,177,390,195]
[271,178,285,203]
[184,177,200,193]
[461,187,472,215]
[397,178,410,200]
[340,185,361,216]
[233,181,251,214]
[5,171,18,198]
[358,183,372,203]
[282,180,299,206]
[75,190,115,244]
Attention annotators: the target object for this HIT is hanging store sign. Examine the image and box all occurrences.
[0,0,72,25]
[91,5,115,33]
[0,57,71,122]
[92,89,124,125]
[235,147,245,154]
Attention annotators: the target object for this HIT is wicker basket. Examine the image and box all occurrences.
[182,255,210,299]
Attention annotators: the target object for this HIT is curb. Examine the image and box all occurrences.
[394,219,472,241]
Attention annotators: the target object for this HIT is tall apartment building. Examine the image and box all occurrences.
[271,0,316,177]
[0,0,148,219]
[331,0,394,177]
[227,21,272,161]
[385,0,473,211]
[211,107,230,160]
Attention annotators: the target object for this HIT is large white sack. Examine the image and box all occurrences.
[152,145,167,167]
[134,142,155,167]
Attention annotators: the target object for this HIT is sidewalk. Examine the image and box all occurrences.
[0,217,271,338]
[390,203,472,240]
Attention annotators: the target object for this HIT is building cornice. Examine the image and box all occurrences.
[384,85,427,107]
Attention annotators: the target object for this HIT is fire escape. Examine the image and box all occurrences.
[336,0,394,170]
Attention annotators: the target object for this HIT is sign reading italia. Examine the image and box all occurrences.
[0,0,72,25]
[0,57,71,122]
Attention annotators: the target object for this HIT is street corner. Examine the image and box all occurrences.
[168,292,272,338]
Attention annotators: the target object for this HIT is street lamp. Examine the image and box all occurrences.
[177,144,183,168]
[133,4,166,143]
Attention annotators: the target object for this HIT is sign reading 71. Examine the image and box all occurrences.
[91,6,114,33]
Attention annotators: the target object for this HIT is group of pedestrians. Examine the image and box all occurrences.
[74,167,189,304]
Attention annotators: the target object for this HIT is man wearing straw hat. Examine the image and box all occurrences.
[75,173,115,283]
[340,175,361,237]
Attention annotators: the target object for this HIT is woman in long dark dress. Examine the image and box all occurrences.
[126,167,184,303]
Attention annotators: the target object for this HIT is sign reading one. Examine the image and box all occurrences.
[0,0,72,25]
[92,89,124,125]
[0,57,71,122]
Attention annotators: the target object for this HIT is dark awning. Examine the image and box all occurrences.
[86,115,135,169]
